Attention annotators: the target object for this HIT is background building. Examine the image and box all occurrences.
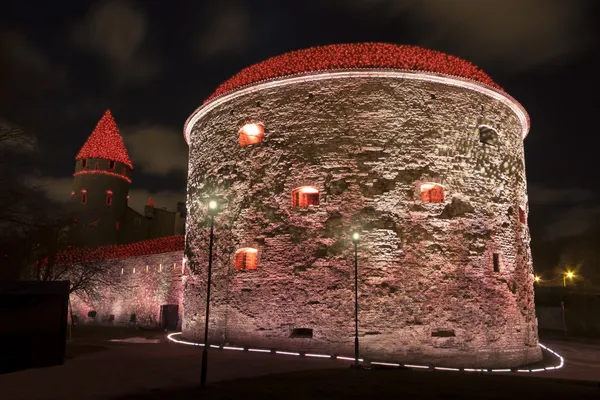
[69,110,185,247]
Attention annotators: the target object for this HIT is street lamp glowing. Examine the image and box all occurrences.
[207,199,219,216]
[566,272,574,279]
[352,232,360,243]
[534,276,541,283]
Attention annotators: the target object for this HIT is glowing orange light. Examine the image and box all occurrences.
[420,183,445,203]
[239,123,265,146]
[235,248,258,270]
[534,276,541,283]
[292,186,320,207]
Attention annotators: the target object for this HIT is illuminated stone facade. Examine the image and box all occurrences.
[70,250,184,329]
[183,66,541,367]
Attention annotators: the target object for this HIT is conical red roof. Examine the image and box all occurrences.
[76,110,133,169]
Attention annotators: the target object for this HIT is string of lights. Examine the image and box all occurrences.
[75,110,134,169]
[205,43,502,104]
[167,332,564,373]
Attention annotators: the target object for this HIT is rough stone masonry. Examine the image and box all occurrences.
[183,68,541,367]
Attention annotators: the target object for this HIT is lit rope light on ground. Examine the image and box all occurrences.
[166,332,564,373]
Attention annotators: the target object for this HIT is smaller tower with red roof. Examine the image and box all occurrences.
[70,110,133,246]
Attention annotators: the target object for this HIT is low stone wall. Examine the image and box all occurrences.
[70,251,184,329]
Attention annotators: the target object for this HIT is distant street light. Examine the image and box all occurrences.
[563,271,575,288]
[534,275,541,284]
[200,198,219,388]
[351,231,360,368]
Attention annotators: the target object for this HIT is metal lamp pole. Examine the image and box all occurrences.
[200,200,218,388]
[352,231,360,368]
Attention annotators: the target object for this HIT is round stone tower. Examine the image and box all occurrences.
[70,110,132,247]
[182,43,542,368]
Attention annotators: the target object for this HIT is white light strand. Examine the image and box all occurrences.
[166,333,563,373]
[184,70,529,143]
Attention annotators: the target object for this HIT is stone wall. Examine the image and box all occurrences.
[70,251,184,329]
[183,72,542,368]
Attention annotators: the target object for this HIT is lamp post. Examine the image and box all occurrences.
[351,231,360,368]
[563,271,574,288]
[200,199,218,388]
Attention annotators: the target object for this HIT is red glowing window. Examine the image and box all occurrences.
[239,123,264,146]
[420,183,445,203]
[234,248,258,270]
[106,190,113,206]
[81,190,87,204]
[81,159,87,168]
[292,186,320,207]
[518,207,527,224]
[109,160,115,170]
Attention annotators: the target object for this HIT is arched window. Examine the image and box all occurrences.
[292,186,320,207]
[234,248,258,270]
[420,183,444,203]
[239,123,264,146]
[81,189,87,204]
[478,125,498,146]
[106,190,113,206]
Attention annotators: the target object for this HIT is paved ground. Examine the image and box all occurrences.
[0,327,598,399]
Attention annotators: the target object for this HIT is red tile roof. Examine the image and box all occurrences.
[76,110,133,169]
[205,43,501,103]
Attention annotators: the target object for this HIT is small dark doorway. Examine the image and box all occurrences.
[160,304,179,331]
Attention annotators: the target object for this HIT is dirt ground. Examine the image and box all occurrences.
[0,326,598,400]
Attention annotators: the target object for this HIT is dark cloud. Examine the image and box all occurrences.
[194,1,253,60]
[544,206,600,239]
[0,29,65,108]
[72,0,160,83]
[528,184,591,206]
[331,0,593,70]
[122,125,188,176]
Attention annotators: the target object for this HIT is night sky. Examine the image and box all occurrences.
[1,0,598,244]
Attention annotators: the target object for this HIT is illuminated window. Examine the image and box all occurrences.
[493,253,500,272]
[109,160,115,170]
[81,190,87,204]
[478,125,498,146]
[292,186,320,207]
[106,190,113,206]
[234,248,258,270]
[81,159,87,168]
[420,183,444,203]
[519,207,527,224]
[239,123,265,146]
